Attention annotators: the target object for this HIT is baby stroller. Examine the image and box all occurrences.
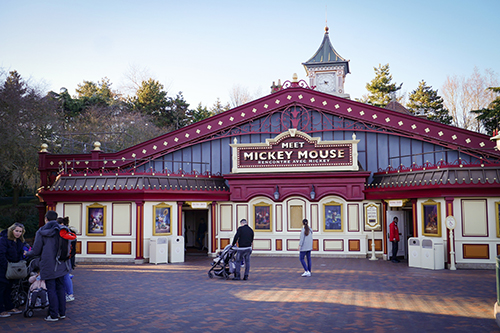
[23,257,49,318]
[208,245,237,279]
[10,260,31,309]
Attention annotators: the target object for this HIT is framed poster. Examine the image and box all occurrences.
[153,203,172,236]
[254,202,272,231]
[324,201,343,232]
[86,203,106,236]
[422,200,441,237]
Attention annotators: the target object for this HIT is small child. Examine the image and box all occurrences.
[28,269,48,307]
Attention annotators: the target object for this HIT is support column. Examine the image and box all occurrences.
[135,201,144,263]
[445,197,455,268]
[411,199,418,238]
[382,200,388,259]
[37,203,47,228]
[177,201,184,236]
[211,202,217,253]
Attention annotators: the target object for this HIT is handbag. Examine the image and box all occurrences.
[6,260,27,280]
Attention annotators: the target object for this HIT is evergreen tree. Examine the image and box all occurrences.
[167,92,190,130]
[209,98,231,115]
[407,80,453,125]
[471,87,500,135]
[130,79,170,127]
[75,77,118,107]
[364,64,402,107]
[188,103,213,123]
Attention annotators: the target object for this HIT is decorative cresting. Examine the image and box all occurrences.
[230,128,359,173]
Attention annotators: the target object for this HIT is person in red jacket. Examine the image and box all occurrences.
[389,217,400,263]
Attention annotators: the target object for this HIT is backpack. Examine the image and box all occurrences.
[57,226,76,263]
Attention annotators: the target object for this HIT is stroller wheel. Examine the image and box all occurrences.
[17,291,28,307]
[24,309,34,318]
[208,271,213,279]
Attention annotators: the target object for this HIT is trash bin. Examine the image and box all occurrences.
[421,238,444,270]
[150,237,168,264]
[408,238,421,268]
[169,236,185,263]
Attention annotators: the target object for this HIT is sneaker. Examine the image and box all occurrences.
[301,271,309,277]
[0,312,11,318]
[308,271,312,276]
[44,316,59,322]
[66,294,75,302]
[69,274,74,279]
[59,315,66,319]
[8,308,22,314]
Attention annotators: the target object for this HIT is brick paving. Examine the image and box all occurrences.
[2,256,498,332]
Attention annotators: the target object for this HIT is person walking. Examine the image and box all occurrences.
[389,216,400,263]
[0,223,26,317]
[196,218,207,250]
[57,217,77,302]
[299,219,313,277]
[27,211,70,321]
[231,219,254,281]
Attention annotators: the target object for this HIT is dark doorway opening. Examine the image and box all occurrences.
[184,209,209,256]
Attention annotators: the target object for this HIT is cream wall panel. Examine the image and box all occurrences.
[276,205,283,232]
[253,239,271,250]
[348,204,359,232]
[63,203,82,234]
[462,200,487,236]
[311,204,318,231]
[220,205,233,231]
[237,205,247,225]
[112,203,132,235]
[288,239,299,250]
[324,240,343,251]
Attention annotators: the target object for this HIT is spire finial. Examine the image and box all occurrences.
[325,5,329,32]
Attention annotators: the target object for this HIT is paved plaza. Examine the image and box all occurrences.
[2,255,498,332]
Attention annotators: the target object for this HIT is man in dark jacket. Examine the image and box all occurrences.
[231,219,254,281]
[27,210,69,321]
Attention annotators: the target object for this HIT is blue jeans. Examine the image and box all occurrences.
[46,277,66,319]
[300,251,311,272]
[235,248,252,277]
[63,273,73,295]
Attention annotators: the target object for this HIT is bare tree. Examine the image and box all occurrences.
[441,67,498,132]
[229,84,252,108]
[119,64,159,98]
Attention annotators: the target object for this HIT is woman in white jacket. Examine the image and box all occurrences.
[299,219,313,277]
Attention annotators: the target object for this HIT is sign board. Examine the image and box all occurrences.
[364,203,380,230]
[230,129,359,173]
[189,202,208,209]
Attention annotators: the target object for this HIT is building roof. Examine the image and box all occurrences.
[302,26,350,74]
[364,164,500,199]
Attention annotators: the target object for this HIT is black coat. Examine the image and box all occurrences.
[0,229,25,283]
[231,225,254,248]
[27,221,69,280]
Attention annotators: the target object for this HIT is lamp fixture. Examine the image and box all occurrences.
[310,185,316,200]
[274,186,280,200]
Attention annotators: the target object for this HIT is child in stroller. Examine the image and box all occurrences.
[208,245,237,279]
[23,257,49,318]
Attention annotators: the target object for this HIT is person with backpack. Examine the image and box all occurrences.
[27,211,72,321]
[57,217,76,302]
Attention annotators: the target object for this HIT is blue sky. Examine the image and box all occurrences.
[1,0,499,108]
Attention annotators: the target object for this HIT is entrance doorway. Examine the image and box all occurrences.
[386,209,412,261]
[183,209,209,255]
